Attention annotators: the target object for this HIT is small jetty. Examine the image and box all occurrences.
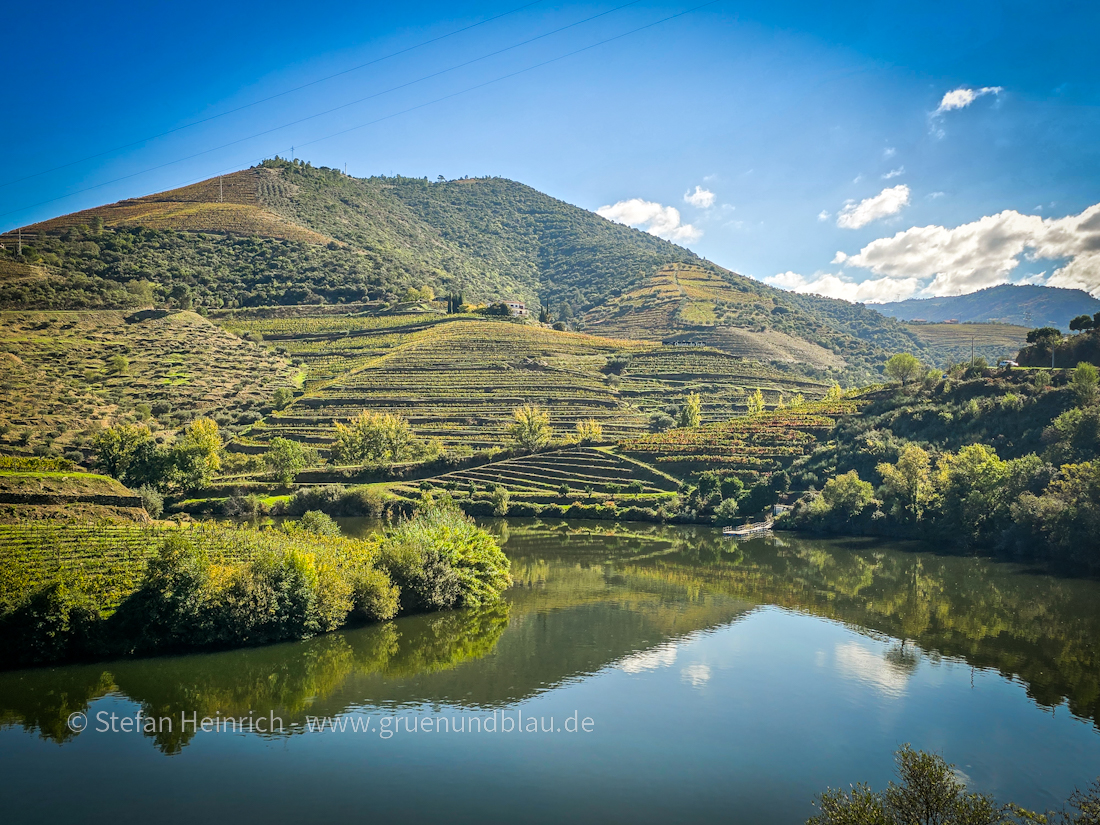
[723,519,774,538]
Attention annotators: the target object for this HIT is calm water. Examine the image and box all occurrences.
[2,521,1100,823]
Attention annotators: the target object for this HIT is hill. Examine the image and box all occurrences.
[903,322,1030,366]
[0,158,925,382]
[875,284,1100,330]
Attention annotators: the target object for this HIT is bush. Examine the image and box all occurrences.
[137,484,164,518]
[377,499,511,613]
[293,510,341,536]
[714,498,739,526]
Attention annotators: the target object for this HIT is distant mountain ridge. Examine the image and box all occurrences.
[875,284,1100,331]
[0,158,926,380]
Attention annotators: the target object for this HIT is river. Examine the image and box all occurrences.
[2,520,1099,823]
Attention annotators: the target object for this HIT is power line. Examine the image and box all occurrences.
[0,0,721,224]
[1,0,646,221]
[0,0,546,190]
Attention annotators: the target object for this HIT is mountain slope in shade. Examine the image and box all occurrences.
[875,284,1100,330]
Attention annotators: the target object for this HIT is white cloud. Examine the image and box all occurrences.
[681,663,711,687]
[928,191,945,199]
[882,167,905,180]
[834,642,912,698]
[683,185,716,208]
[835,202,1100,296]
[765,271,922,303]
[836,185,911,229]
[934,85,1004,115]
[597,199,702,242]
[883,147,897,158]
[619,642,678,673]
[817,210,830,222]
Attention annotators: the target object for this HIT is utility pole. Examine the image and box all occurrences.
[971,336,975,367]
[219,176,223,203]
[17,229,21,256]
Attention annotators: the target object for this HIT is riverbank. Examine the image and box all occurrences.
[0,501,510,668]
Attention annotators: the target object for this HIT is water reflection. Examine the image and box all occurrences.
[2,520,1099,754]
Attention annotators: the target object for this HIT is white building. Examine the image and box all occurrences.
[504,300,528,317]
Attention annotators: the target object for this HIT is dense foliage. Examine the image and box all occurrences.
[0,500,509,666]
[786,365,1100,571]
[808,746,1098,824]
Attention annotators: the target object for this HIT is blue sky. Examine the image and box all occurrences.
[3,0,1099,299]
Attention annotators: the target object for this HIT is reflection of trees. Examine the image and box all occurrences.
[0,604,510,753]
[582,524,1100,729]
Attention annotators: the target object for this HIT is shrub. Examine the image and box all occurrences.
[377,500,511,613]
[293,510,341,536]
[137,484,164,518]
[491,485,511,516]
[714,498,739,526]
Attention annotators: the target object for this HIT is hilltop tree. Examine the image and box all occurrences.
[1070,314,1095,332]
[507,405,552,451]
[884,353,923,385]
[678,392,702,428]
[1026,326,1063,347]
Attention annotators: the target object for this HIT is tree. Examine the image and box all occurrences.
[934,444,1010,543]
[822,470,875,517]
[171,418,222,490]
[884,353,923,385]
[106,354,129,375]
[877,444,932,522]
[332,411,414,465]
[1070,314,1095,332]
[679,392,703,427]
[93,423,155,482]
[809,745,1036,825]
[490,485,510,516]
[745,388,765,416]
[272,388,295,410]
[1071,361,1099,406]
[1027,326,1063,346]
[265,437,315,485]
[507,405,552,450]
[575,419,603,443]
[714,497,740,526]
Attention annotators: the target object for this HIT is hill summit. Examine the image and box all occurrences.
[875,283,1100,331]
[0,158,925,380]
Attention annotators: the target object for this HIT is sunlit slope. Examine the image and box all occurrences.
[7,169,332,244]
[1,160,925,383]
[255,317,656,451]
[904,322,1030,365]
[222,310,831,453]
[583,264,844,367]
[0,309,294,459]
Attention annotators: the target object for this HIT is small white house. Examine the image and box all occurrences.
[504,300,528,317]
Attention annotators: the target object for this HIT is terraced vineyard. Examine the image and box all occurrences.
[395,447,678,502]
[583,264,845,368]
[0,310,295,458]
[231,314,657,452]
[904,322,1030,366]
[617,349,829,422]
[619,399,861,484]
[213,307,835,460]
[3,169,332,245]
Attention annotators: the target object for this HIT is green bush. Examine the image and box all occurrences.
[377,499,511,613]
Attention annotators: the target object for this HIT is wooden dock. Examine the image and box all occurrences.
[722,519,774,538]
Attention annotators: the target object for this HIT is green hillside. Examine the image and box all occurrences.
[875,284,1100,331]
[0,158,925,383]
